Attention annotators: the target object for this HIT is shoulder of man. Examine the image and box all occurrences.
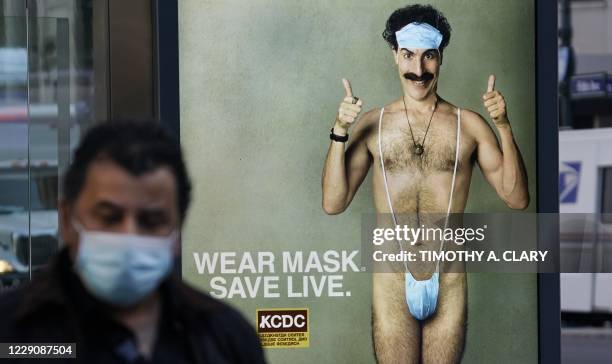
[172,279,266,363]
[0,283,39,339]
[0,282,27,306]
[362,107,383,120]
[353,107,383,134]
[0,284,27,314]
[0,257,78,341]
[456,107,493,136]
[455,107,487,123]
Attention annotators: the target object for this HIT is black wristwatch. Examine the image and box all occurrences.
[330,128,349,142]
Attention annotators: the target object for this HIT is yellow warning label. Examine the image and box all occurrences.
[258,331,309,348]
[256,308,309,348]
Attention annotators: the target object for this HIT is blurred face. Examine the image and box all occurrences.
[60,159,181,259]
[394,47,441,101]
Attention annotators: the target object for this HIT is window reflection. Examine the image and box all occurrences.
[0,15,30,291]
[0,1,95,292]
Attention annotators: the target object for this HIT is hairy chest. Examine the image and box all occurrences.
[372,116,463,174]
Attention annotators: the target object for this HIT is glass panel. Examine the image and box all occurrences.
[0,16,30,292]
[26,16,70,277]
[29,0,95,132]
[0,17,30,292]
[0,1,98,293]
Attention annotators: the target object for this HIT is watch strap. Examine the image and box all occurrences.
[330,128,349,142]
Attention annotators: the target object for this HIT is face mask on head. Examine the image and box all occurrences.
[405,271,439,320]
[395,22,443,66]
[395,22,442,50]
[72,220,176,307]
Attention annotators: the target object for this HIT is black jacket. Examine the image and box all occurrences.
[0,248,266,364]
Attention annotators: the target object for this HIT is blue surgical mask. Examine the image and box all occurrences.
[405,271,439,320]
[395,22,443,50]
[72,221,176,307]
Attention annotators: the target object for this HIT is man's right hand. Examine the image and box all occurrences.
[334,78,363,136]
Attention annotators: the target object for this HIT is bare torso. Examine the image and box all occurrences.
[362,99,473,363]
[366,99,475,217]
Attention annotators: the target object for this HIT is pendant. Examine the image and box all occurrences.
[414,144,424,156]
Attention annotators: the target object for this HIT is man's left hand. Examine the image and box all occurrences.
[482,74,509,127]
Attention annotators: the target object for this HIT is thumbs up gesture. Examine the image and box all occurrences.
[482,75,509,127]
[334,78,363,134]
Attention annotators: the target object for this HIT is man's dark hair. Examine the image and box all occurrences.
[62,120,192,220]
[382,4,452,52]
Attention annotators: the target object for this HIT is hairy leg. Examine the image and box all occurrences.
[372,273,421,364]
[421,273,467,364]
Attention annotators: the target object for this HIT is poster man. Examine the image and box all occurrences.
[321,4,529,363]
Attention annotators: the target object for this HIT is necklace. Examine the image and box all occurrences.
[402,97,437,156]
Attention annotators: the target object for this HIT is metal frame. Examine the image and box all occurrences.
[92,0,156,122]
[536,0,561,362]
[153,0,180,275]
[92,0,109,123]
[154,0,180,138]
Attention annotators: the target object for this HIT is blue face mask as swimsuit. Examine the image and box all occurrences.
[405,272,439,320]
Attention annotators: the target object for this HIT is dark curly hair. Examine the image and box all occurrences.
[382,4,452,52]
[62,120,192,220]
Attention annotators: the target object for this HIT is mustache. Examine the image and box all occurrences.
[403,72,434,82]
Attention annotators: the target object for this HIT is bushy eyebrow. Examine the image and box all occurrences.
[400,49,438,55]
[92,200,123,213]
[92,200,168,216]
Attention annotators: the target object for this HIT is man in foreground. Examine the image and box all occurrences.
[321,4,529,363]
[0,121,266,363]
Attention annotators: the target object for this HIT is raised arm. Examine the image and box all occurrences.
[472,75,529,210]
[321,79,374,215]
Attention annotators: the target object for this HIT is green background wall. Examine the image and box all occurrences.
[179,0,537,363]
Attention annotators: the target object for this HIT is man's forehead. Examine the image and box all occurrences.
[79,160,178,204]
[87,159,175,183]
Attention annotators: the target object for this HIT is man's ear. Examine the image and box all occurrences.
[59,199,78,254]
[173,232,181,256]
[392,48,399,65]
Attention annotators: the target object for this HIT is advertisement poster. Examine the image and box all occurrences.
[179,1,538,362]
